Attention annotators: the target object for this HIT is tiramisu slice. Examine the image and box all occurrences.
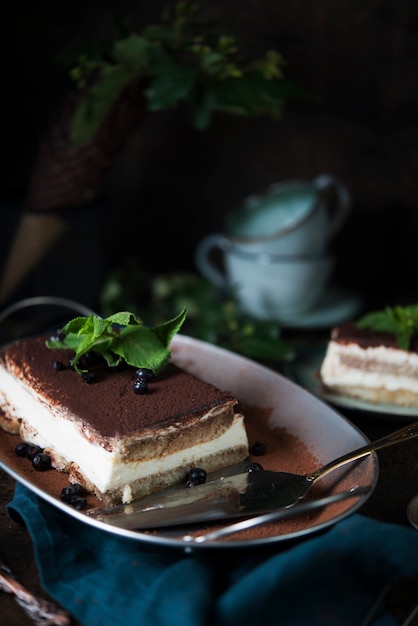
[319,305,418,406]
[0,311,249,504]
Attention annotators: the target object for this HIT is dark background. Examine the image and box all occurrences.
[2,0,418,312]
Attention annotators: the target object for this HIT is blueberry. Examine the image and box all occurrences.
[78,352,102,370]
[53,360,65,371]
[56,329,66,341]
[245,462,264,473]
[60,486,75,502]
[186,467,207,485]
[81,352,101,365]
[60,484,86,503]
[135,368,155,382]
[68,495,87,510]
[185,479,199,488]
[50,329,65,342]
[69,483,86,496]
[15,442,29,457]
[82,371,96,384]
[250,441,266,456]
[26,445,43,461]
[133,379,148,394]
[32,453,52,471]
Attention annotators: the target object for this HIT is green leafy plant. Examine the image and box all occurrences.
[99,268,295,363]
[356,304,418,350]
[65,1,304,146]
[46,308,187,374]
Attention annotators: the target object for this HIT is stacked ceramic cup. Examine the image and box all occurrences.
[194,174,351,321]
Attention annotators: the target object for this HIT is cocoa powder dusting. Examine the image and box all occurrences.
[3,336,234,439]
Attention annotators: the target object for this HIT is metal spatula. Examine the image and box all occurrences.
[89,421,418,530]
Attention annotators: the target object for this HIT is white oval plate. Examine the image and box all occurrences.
[0,334,378,552]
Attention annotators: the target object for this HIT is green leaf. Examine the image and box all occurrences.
[45,308,187,374]
[356,311,398,334]
[112,35,151,72]
[105,311,144,326]
[63,1,306,146]
[70,65,136,146]
[152,307,188,347]
[218,73,284,116]
[145,64,197,110]
[200,51,229,76]
[141,24,174,43]
[111,325,172,372]
[356,305,418,350]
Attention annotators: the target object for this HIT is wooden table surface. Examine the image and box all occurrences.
[1,365,418,624]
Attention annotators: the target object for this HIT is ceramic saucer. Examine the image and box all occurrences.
[277,287,363,329]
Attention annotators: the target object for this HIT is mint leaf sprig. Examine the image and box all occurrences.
[63,1,304,146]
[356,304,418,350]
[46,308,187,374]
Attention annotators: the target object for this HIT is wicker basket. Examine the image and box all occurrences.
[24,80,145,212]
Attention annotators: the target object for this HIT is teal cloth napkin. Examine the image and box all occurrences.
[7,483,418,626]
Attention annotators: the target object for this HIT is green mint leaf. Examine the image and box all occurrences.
[145,65,197,110]
[112,35,151,72]
[46,308,186,373]
[152,308,188,347]
[110,325,171,372]
[104,311,143,326]
[356,305,418,350]
[65,1,306,146]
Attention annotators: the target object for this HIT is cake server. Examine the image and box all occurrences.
[182,486,370,543]
[88,421,418,529]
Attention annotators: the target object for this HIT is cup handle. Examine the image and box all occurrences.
[312,173,351,240]
[194,234,230,289]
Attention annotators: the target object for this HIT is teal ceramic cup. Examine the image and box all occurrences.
[194,174,348,318]
[197,174,351,258]
[194,241,334,319]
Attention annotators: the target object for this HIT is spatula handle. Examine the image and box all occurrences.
[307,421,418,482]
